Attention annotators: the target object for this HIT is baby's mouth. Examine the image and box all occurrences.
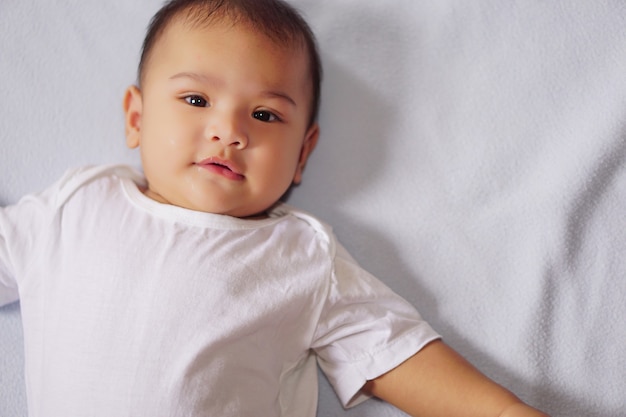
[196,157,245,181]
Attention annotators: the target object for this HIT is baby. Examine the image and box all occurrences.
[0,0,548,416]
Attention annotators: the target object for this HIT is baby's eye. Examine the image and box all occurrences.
[252,110,279,122]
[184,95,209,107]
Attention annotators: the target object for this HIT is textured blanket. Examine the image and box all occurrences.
[1,1,625,416]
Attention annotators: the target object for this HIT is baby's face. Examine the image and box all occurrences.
[124,19,318,218]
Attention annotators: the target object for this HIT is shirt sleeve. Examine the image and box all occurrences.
[0,170,74,307]
[0,222,19,306]
[0,199,31,307]
[311,243,441,408]
[0,166,145,308]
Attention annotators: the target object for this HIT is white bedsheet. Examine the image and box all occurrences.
[1,1,625,416]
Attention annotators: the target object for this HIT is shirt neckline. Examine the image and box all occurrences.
[120,177,285,230]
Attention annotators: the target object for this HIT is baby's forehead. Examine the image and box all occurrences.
[166,8,305,50]
[145,14,310,77]
[154,14,301,60]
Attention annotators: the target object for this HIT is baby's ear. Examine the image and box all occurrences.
[123,85,143,149]
[293,123,319,185]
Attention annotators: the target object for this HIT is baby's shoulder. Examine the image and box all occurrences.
[53,164,144,207]
[270,203,336,246]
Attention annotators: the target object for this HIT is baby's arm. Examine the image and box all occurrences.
[363,340,549,417]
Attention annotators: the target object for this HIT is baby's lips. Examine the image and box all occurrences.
[197,157,245,180]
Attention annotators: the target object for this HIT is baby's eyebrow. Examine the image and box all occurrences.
[169,72,223,87]
[169,71,297,108]
[260,91,297,108]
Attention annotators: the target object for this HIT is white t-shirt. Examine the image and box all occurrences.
[0,165,440,417]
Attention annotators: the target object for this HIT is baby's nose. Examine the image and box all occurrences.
[205,112,248,149]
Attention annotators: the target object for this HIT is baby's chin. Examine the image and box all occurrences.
[140,186,272,219]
